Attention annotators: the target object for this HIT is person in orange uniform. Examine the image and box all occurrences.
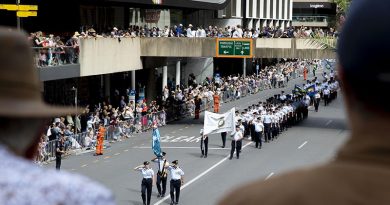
[95,122,105,155]
[303,67,308,81]
[213,91,220,113]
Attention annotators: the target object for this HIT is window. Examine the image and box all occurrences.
[282,0,285,19]
[287,0,290,19]
[276,0,279,20]
[249,0,253,17]
[257,0,261,18]
[264,0,267,19]
[232,0,237,17]
[270,0,273,19]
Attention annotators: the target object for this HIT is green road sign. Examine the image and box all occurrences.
[216,39,252,58]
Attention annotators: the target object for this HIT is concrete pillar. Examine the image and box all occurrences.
[176,61,181,86]
[131,70,136,90]
[243,58,247,77]
[162,66,168,90]
[104,74,110,99]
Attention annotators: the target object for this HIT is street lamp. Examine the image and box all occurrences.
[71,86,78,134]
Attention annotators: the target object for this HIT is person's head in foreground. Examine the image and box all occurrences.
[219,1,390,204]
[0,27,115,205]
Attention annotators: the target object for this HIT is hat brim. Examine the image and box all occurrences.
[0,100,81,118]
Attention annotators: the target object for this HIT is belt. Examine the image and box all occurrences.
[171,179,181,181]
[143,178,152,180]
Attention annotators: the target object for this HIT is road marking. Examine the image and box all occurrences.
[104,156,111,159]
[153,142,253,205]
[185,126,189,129]
[325,120,333,126]
[71,169,76,171]
[93,160,99,163]
[81,164,88,168]
[265,172,274,181]
[298,141,308,149]
[114,153,120,156]
[124,149,129,152]
[179,128,183,131]
[134,146,230,150]
[171,131,176,134]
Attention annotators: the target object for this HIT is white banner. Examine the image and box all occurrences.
[203,108,235,135]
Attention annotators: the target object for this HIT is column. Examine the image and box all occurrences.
[243,58,247,77]
[104,74,110,99]
[131,70,136,90]
[176,61,181,86]
[162,66,168,90]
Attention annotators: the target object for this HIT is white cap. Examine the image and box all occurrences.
[200,129,204,134]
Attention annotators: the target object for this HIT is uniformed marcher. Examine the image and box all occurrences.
[152,152,169,198]
[221,131,227,148]
[254,117,264,149]
[167,160,185,205]
[314,92,321,112]
[230,125,243,160]
[134,161,155,205]
[263,111,272,142]
[200,129,208,158]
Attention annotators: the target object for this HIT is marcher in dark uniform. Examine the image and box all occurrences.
[55,134,65,170]
[221,132,227,148]
[200,129,208,158]
[134,161,155,205]
[152,152,169,198]
[167,160,185,205]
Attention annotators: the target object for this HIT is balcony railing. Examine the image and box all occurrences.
[33,46,79,68]
[292,16,329,23]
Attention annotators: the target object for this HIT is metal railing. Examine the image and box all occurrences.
[33,46,79,68]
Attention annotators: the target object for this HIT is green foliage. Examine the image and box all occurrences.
[334,0,351,13]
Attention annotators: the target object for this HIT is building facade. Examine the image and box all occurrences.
[292,0,337,28]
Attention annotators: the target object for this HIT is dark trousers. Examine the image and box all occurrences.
[324,95,329,106]
[200,137,208,157]
[264,123,271,142]
[170,179,181,203]
[156,174,167,196]
[255,132,262,148]
[250,124,256,141]
[314,99,320,112]
[221,132,227,148]
[141,178,153,205]
[230,140,242,159]
[55,155,61,170]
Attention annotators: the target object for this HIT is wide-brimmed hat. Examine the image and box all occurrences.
[0,27,79,117]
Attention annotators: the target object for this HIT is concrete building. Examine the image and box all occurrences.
[215,0,293,30]
[292,0,337,28]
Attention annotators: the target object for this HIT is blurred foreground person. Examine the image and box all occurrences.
[0,27,115,205]
[219,1,390,205]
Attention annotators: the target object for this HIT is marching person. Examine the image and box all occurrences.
[254,117,264,149]
[152,152,169,198]
[134,161,155,205]
[314,92,321,112]
[323,86,330,106]
[213,90,220,113]
[167,160,185,205]
[95,121,105,156]
[230,125,243,160]
[200,129,208,158]
[221,131,227,148]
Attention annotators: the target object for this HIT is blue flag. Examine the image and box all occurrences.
[152,128,162,157]
[306,85,316,97]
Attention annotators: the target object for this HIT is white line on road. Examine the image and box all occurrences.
[81,164,88,168]
[325,120,333,126]
[134,146,229,150]
[265,172,274,181]
[114,153,120,156]
[93,160,99,163]
[124,149,129,152]
[153,142,253,205]
[298,141,308,149]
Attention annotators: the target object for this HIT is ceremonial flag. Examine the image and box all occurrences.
[306,85,316,97]
[152,128,162,157]
[293,85,306,95]
[203,108,235,135]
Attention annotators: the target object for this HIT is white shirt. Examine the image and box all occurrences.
[187,28,194,37]
[152,158,168,172]
[0,144,114,205]
[323,89,330,95]
[136,167,154,179]
[168,166,184,180]
[254,121,264,132]
[263,114,272,124]
[233,130,243,141]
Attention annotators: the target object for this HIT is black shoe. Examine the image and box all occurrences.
[204,155,207,158]
[175,202,179,205]
[157,194,161,198]
[162,194,165,197]
[200,155,204,158]
[237,156,239,159]
[229,157,232,160]
[170,201,175,205]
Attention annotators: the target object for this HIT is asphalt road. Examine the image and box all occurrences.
[45,73,350,205]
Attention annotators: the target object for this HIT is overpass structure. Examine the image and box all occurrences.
[39,37,336,82]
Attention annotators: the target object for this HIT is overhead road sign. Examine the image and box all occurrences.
[216,38,253,58]
[0,4,38,11]
[17,11,37,17]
